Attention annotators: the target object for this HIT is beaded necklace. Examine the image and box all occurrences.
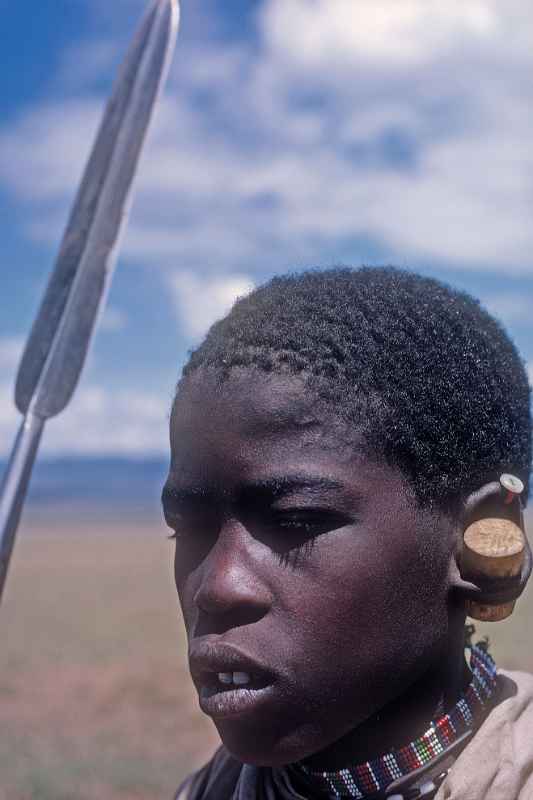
[291,643,498,799]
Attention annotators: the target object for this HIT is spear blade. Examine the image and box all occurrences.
[15,0,179,418]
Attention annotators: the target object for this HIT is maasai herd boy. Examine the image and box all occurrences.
[163,267,533,800]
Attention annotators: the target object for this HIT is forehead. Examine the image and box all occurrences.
[172,368,323,436]
[167,369,416,508]
[169,368,365,483]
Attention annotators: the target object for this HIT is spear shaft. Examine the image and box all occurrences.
[0,415,44,598]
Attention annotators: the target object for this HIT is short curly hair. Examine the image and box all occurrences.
[180,267,531,510]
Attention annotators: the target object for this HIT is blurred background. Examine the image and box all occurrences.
[0,1,532,797]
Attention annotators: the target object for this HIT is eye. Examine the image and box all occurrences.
[166,514,185,540]
[164,509,188,539]
[244,508,353,563]
[270,509,350,536]
[265,510,351,569]
[272,514,323,536]
[165,508,220,542]
[168,509,222,574]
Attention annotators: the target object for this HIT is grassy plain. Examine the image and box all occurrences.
[0,512,531,799]
[0,515,218,800]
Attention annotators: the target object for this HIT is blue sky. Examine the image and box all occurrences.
[0,0,532,458]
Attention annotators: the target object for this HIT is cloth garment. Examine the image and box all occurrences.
[175,670,533,800]
[434,670,533,800]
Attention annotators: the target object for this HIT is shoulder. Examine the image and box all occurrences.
[175,747,244,800]
[437,670,533,800]
[492,669,533,729]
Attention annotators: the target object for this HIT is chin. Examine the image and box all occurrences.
[215,719,324,767]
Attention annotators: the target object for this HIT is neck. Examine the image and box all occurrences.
[303,627,468,771]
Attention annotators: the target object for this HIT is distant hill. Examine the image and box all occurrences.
[0,457,170,518]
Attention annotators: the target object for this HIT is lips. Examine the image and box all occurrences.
[189,640,276,719]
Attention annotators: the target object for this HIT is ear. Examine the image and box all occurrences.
[449,478,532,621]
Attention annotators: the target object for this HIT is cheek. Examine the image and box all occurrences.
[264,527,450,742]
[282,523,450,675]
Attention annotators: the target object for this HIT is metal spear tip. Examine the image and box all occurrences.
[14,0,179,421]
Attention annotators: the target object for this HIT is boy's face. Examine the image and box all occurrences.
[165,368,457,766]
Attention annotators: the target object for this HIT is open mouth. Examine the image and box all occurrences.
[200,669,269,699]
[189,644,276,719]
[198,674,275,719]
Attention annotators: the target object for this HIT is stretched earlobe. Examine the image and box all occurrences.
[451,475,531,622]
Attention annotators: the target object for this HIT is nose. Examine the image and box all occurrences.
[192,519,272,635]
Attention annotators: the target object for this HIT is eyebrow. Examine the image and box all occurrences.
[161,474,347,508]
[243,475,346,496]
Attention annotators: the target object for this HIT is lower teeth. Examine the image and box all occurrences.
[201,684,253,699]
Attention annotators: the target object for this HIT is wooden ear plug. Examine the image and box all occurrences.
[462,475,526,622]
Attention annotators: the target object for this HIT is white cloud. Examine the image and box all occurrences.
[0,383,17,430]
[170,272,254,339]
[0,384,169,459]
[0,338,24,371]
[527,362,533,386]
[261,0,498,69]
[45,385,169,456]
[0,100,100,201]
[1,0,533,282]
